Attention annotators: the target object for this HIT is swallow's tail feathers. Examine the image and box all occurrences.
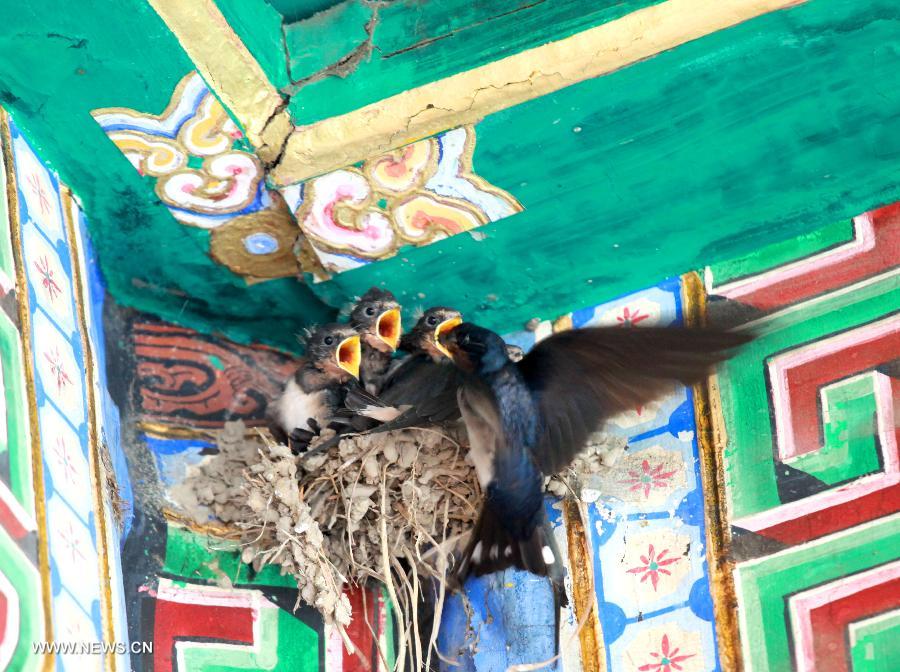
[457,506,566,587]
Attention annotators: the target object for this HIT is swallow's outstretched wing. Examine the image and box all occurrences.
[517,325,752,474]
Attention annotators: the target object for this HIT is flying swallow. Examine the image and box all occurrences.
[349,287,402,394]
[267,323,361,452]
[439,322,752,581]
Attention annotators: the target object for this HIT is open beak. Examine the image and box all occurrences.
[335,335,361,379]
[376,308,402,350]
[434,316,463,359]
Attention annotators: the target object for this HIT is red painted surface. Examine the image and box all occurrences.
[756,487,900,544]
[0,588,8,650]
[732,202,899,310]
[780,331,899,457]
[343,586,378,672]
[0,498,29,540]
[133,322,299,428]
[152,597,254,672]
[807,575,900,672]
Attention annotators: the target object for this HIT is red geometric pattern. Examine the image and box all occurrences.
[805,575,899,672]
[152,585,255,672]
[712,202,899,310]
[769,320,899,459]
[789,560,900,672]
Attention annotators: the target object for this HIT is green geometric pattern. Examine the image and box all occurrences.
[787,373,882,486]
[850,610,900,672]
[716,272,899,518]
[163,525,320,672]
[0,309,32,509]
[734,515,900,672]
[0,528,43,672]
[178,605,315,672]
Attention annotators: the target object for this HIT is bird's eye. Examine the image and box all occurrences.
[365,306,376,316]
[323,336,335,346]
[426,315,438,326]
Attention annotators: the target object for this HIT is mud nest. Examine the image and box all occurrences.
[174,420,626,670]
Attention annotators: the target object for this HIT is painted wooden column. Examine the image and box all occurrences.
[0,112,133,672]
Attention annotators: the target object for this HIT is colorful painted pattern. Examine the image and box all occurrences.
[92,73,522,284]
[0,114,43,672]
[280,125,522,277]
[1,116,132,671]
[126,318,395,672]
[91,72,301,283]
[705,201,900,671]
[132,320,300,431]
[139,525,390,672]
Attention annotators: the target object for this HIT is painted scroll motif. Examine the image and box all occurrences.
[704,202,900,671]
[91,72,300,283]
[282,126,523,278]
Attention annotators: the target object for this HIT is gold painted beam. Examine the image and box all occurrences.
[63,189,119,672]
[682,272,744,672]
[149,0,804,185]
[270,0,807,185]
[147,0,291,163]
[563,500,606,672]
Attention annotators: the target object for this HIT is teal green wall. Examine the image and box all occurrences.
[1,0,899,351]
[312,0,900,336]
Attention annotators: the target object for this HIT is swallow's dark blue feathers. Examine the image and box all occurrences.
[441,321,752,581]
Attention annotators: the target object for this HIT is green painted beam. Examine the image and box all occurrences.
[707,217,854,286]
[265,0,345,24]
[0,0,333,352]
[311,0,900,335]
[2,0,900,356]
[232,0,666,125]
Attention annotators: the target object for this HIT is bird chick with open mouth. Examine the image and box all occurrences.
[267,323,361,452]
[342,306,465,428]
[439,322,752,583]
[343,307,525,431]
[349,287,402,394]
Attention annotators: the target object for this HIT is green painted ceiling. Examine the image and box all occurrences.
[1,0,899,353]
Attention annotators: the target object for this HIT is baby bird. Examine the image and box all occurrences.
[267,323,361,451]
[398,306,463,363]
[349,287,402,394]
[439,322,752,581]
[343,306,464,429]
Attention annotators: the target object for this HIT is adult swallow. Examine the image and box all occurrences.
[349,287,402,394]
[267,323,361,452]
[439,322,752,580]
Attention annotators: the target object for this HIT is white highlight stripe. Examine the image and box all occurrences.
[789,560,900,672]
[709,214,876,298]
